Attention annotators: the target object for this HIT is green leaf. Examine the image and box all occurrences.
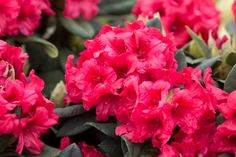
[121,136,143,157]
[226,21,236,38]
[84,122,116,138]
[26,145,61,157]
[23,37,58,58]
[146,18,162,31]
[98,138,123,157]
[186,27,211,58]
[55,104,86,118]
[59,16,94,38]
[197,56,220,70]
[175,50,187,71]
[186,57,205,65]
[225,52,236,66]
[99,0,136,15]
[224,64,236,93]
[59,143,82,157]
[57,112,95,137]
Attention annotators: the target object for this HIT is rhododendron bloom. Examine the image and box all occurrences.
[133,0,220,47]
[0,41,58,154]
[63,0,100,20]
[65,21,176,121]
[0,40,27,83]
[0,0,54,36]
[0,72,58,154]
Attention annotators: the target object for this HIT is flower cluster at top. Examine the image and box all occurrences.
[0,0,54,36]
[0,0,101,37]
[63,0,101,20]
[132,0,220,48]
[65,20,236,156]
[0,40,58,154]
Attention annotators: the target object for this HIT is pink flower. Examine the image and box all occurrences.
[63,0,100,20]
[65,21,177,121]
[78,142,106,157]
[0,40,27,82]
[0,71,58,154]
[0,0,19,36]
[133,0,220,48]
[60,137,71,150]
[0,0,54,36]
[210,118,236,155]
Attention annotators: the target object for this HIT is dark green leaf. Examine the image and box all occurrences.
[55,104,86,118]
[99,0,135,15]
[186,27,211,58]
[121,136,143,157]
[224,64,236,93]
[26,145,61,157]
[146,18,162,31]
[59,143,82,157]
[175,50,187,71]
[23,37,58,58]
[57,112,95,137]
[197,56,220,70]
[226,21,236,38]
[98,138,123,157]
[84,122,116,137]
[59,16,94,38]
[225,52,236,66]
[186,57,205,65]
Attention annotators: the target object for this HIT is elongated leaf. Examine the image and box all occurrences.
[84,122,116,137]
[121,136,143,157]
[186,57,205,65]
[186,27,211,58]
[57,112,95,137]
[55,104,86,118]
[226,21,236,38]
[59,143,82,157]
[224,64,236,93]
[59,16,94,38]
[99,0,136,15]
[146,18,162,31]
[98,138,123,157]
[197,56,220,70]
[23,37,58,58]
[175,50,187,71]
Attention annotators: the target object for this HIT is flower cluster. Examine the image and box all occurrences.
[0,40,58,154]
[65,20,236,156]
[0,0,54,36]
[133,0,220,48]
[65,21,176,120]
[63,0,100,20]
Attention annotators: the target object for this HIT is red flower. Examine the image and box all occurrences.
[0,40,27,83]
[0,71,58,154]
[133,0,220,48]
[63,0,100,20]
[78,142,106,157]
[65,21,176,121]
[0,0,54,36]
[210,119,236,155]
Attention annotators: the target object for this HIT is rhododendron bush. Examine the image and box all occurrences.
[2,0,236,156]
